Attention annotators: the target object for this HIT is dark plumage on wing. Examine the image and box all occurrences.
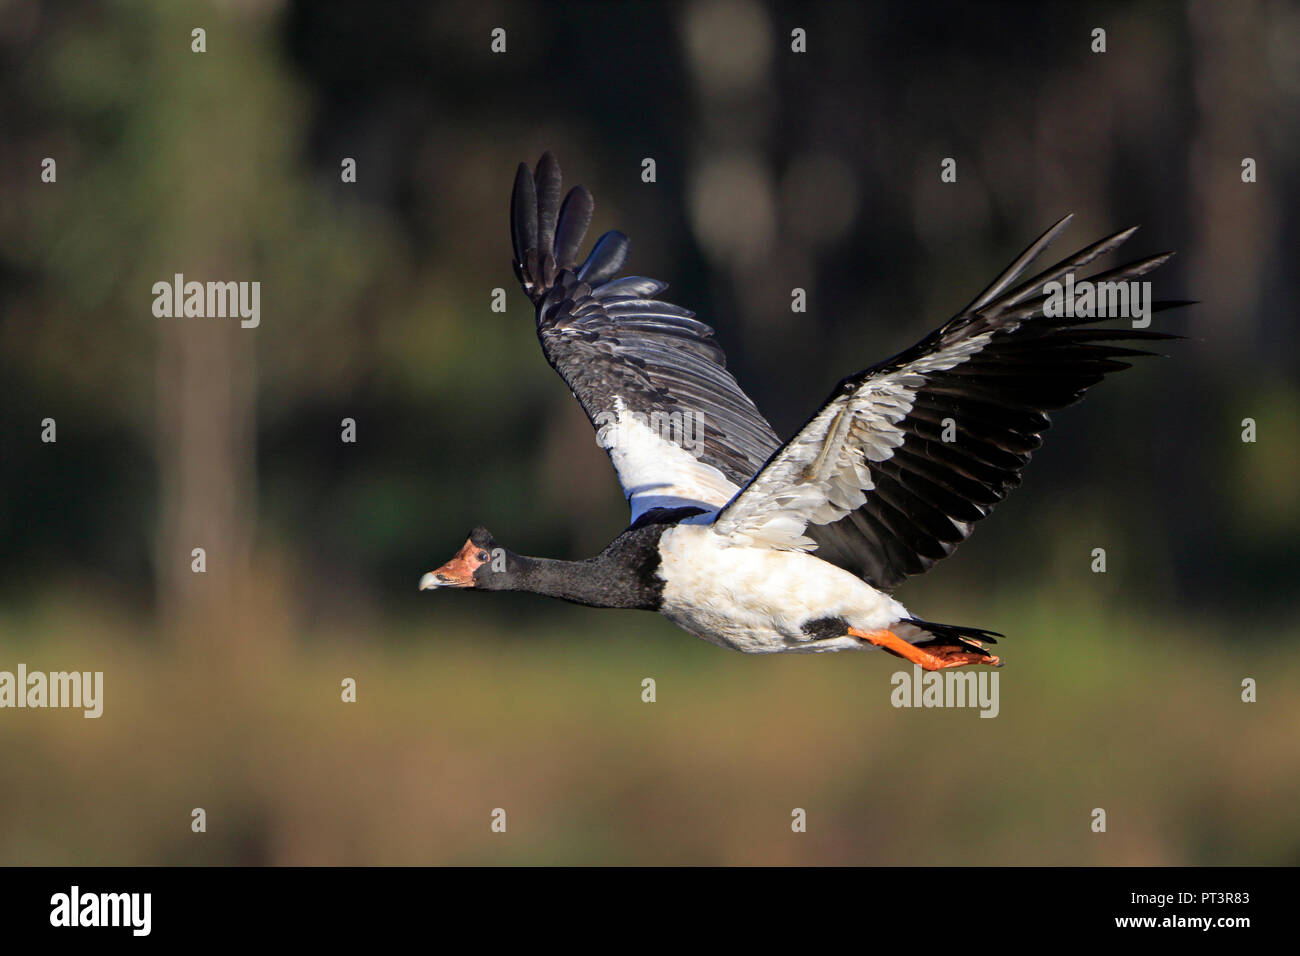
[510,151,782,488]
[716,216,1186,590]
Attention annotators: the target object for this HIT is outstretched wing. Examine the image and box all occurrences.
[512,152,781,519]
[712,215,1184,590]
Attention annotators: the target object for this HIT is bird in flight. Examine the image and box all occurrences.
[421,153,1178,669]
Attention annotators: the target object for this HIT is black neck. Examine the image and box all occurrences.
[480,522,674,610]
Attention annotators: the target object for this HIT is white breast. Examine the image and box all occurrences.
[655,523,910,654]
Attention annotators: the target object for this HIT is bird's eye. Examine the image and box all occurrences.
[476,551,490,562]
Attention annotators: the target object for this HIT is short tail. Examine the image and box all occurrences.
[895,617,1004,663]
[510,151,630,304]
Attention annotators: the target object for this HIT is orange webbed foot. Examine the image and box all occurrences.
[848,627,1002,670]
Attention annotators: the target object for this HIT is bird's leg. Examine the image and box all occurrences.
[847,627,1001,670]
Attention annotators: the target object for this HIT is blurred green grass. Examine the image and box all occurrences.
[2,592,1296,866]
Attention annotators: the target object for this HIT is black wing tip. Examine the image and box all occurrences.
[512,151,608,303]
[790,219,1187,594]
[535,150,562,183]
[970,220,1177,323]
[554,183,595,270]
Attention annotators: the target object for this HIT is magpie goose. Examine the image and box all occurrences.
[421,153,1180,669]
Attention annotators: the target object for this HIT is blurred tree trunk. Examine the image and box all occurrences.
[156,315,256,644]
[146,7,264,648]
[1188,0,1274,352]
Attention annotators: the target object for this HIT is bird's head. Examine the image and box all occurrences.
[419,526,498,591]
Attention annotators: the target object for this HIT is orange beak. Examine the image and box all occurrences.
[419,538,486,590]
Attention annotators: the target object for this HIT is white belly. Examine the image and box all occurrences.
[656,523,910,654]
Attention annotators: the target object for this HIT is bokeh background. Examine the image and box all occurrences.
[1,0,1297,864]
